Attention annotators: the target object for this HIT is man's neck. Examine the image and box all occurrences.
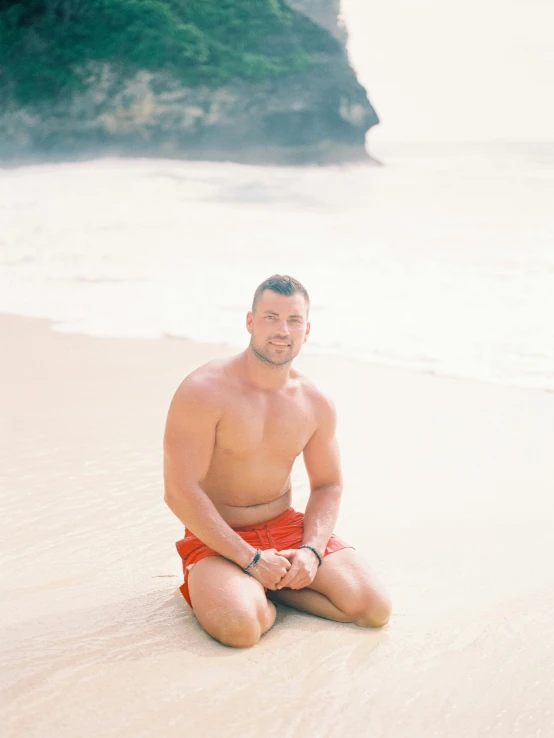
[241,347,292,390]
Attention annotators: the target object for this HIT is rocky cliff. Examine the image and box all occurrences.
[0,0,378,165]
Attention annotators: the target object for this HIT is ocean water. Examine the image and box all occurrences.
[1,142,553,390]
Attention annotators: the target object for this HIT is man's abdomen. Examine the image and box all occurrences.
[200,449,299,525]
[212,487,293,527]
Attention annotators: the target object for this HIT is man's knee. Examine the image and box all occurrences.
[345,588,392,628]
[206,601,275,648]
[216,615,261,648]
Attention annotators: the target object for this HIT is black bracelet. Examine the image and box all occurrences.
[243,548,261,575]
[299,544,323,567]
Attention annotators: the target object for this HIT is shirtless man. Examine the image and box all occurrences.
[164,275,391,647]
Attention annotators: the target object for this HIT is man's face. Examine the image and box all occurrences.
[247,290,310,366]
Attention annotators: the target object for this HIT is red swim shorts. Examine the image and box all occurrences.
[175,506,354,608]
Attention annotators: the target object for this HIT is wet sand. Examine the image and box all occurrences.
[1,315,553,737]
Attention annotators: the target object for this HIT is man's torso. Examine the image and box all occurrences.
[192,357,320,526]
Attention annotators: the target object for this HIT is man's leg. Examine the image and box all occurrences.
[187,556,276,647]
[268,548,391,628]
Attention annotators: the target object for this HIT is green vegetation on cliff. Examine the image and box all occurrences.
[0,0,340,105]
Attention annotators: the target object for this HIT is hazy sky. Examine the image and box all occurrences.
[342,0,554,142]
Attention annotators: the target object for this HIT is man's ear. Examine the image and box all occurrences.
[246,311,253,335]
[304,321,311,343]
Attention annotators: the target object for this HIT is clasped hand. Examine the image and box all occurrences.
[249,547,319,591]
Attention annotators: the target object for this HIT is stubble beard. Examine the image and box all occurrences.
[250,339,295,367]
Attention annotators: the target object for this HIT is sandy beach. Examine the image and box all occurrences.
[1,314,554,738]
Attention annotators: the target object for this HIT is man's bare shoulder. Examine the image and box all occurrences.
[293,370,337,422]
[172,356,237,408]
[164,359,238,448]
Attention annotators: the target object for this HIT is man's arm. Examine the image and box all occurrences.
[163,378,256,569]
[275,393,342,590]
[301,393,343,554]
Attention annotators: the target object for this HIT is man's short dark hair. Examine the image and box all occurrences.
[252,275,310,313]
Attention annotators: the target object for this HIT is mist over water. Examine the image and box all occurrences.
[1,142,553,389]
[342,0,554,144]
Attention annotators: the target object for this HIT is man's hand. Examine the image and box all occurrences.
[249,549,292,590]
[274,548,320,590]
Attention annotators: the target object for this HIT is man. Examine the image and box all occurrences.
[164,275,391,647]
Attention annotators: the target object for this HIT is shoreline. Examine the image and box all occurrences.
[2,311,552,395]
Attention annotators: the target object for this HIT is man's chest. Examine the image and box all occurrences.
[215,393,316,461]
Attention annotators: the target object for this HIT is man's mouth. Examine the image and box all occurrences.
[269,340,290,347]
